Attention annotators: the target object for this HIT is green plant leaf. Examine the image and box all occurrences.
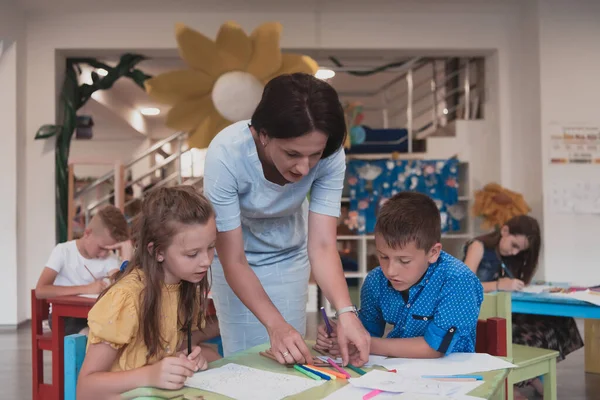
[35,124,60,139]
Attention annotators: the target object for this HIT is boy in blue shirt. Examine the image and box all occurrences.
[316,192,483,358]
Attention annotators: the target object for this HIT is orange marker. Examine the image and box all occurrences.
[302,365,339,380]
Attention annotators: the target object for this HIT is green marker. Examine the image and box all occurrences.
[347,364,366,375]
[293,364,322,380]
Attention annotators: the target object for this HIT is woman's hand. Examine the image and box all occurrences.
[335,313,371,367]
[497,278,525,292]
[267,321,314,365]
[145,356,197,390]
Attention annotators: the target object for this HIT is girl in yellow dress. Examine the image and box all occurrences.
[77,186,218,399]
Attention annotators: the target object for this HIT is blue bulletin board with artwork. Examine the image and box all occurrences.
[344,158,462,234]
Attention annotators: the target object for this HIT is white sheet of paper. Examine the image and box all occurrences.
[316,355,389,367]
[348,370,463,396]
[324,385,485,400]
[378,353,515,376]
[184,363,324,400]
[570,290,600,306]
[77,294,98,299]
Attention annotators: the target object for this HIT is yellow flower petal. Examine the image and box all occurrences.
[263,53,319,84]
[175,23,225,78]
[188,114,231,149]
[216,21,252,71]
[145,70,214,105]
[165,96,214,132]
[246,22,283,80]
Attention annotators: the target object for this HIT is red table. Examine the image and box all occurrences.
[47,295,96,400]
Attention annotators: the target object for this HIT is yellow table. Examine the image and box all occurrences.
[122,343,510,399]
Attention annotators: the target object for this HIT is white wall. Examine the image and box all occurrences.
[0,42,19,326]
[20,1,545,321]
[0,0,26,325]
[539,0,600,284]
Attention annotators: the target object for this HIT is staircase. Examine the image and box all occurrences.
[334,57,484,156]
[68,131,200,239]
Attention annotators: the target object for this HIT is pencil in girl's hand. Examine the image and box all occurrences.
[187,321,192,357]
[320,307,333,337]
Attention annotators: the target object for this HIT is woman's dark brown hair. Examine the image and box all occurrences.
[100,185,215,359]
[476,215,541,284]
[250,72,347,159]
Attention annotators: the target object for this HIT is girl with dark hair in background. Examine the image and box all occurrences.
[204,73,370,367]
[464,215,583,398]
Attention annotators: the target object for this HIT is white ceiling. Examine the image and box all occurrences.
[21,0,505,13]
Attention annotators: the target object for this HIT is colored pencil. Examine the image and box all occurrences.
[500,262,515,279]
[83,265,98,281]
[347,363,366,375]
[301,364,337,380]
[293,364,321,380]
[326,357,351,378]
[363,389,382,400]
[298,365,331,380]
[320,306,333,337]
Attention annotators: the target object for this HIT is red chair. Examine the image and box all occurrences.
[476,317,508,357]
[31,289,53,400]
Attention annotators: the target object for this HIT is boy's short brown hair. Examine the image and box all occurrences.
[94,205,129,242]
[375,191,441,251]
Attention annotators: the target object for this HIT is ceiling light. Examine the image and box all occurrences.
[443,108,449,115]
[140,107,160,116]
[97,68,108,76]
[315,68,335,80]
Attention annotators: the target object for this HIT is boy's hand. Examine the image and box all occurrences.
[315,320,339,353]
[85,279,108,294]
[178,346,208,372]
[104,240,133,261]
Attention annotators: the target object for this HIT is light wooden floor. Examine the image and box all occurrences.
[4,317,598,399]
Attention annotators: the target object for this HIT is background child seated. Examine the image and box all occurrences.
[316,192,483,359]
[35,205,131,335]
[463,215,583,398]
[76,186,218,399]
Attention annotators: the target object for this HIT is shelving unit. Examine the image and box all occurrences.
[320,159,473,316]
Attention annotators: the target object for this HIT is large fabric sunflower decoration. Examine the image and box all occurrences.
[472,183,531,229]
[145,22,319,149]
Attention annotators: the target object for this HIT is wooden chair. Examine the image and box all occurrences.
[31,289,53,400]
[479,292,559,400]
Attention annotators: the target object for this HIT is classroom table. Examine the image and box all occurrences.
[511,291,600,374]
[48,295,96,400]
[121,342,511,400]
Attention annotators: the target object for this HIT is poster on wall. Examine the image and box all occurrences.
[549,124,600,164]
[550,181,600,215]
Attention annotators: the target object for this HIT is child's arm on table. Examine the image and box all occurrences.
[77,342,198,400]
[35,267,107,299]
[463,240,524,293]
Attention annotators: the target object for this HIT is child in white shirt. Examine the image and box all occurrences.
[35,205,132,335]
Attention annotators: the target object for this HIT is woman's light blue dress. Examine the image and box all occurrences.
[203,120,345,355]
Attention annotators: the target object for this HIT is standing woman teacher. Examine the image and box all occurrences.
[203,73,370,366]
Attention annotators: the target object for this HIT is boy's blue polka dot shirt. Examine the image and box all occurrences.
[359,251,484,354]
